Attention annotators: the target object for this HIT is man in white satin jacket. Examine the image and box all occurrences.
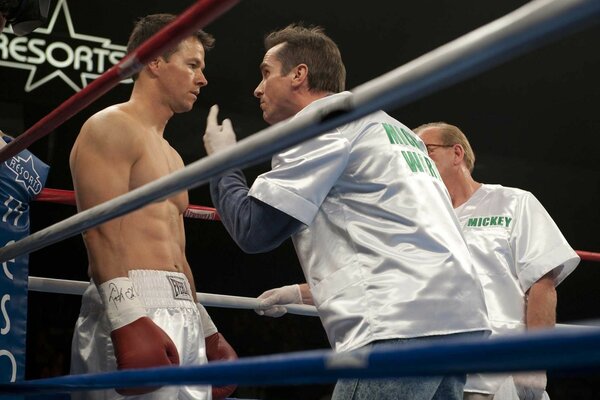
[415,122,579,400]
[203,24,491,400]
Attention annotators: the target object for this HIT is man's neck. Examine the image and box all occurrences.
[298,90,333,110]
[127,85,172,134]
[445,169,481,208]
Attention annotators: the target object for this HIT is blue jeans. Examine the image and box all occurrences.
[331,332,485,400]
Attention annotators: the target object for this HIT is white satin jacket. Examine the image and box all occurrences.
[460,184,579,394]
[249,92,490,352]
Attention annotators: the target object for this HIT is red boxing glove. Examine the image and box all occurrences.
[111,317,180,395]
[206,332,238,399]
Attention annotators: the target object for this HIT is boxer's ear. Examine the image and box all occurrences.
[147,58,162,77]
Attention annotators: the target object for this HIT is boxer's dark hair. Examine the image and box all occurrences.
[127,13,214,80]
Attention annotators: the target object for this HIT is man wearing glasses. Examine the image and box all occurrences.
[414,122,580,400]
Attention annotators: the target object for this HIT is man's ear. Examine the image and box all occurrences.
[291,64,308,88]
[147,58,162,77]
[453,144,465,166]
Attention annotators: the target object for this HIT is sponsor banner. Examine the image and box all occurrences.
[0,0,130,93]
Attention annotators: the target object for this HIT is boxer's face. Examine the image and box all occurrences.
[157,37,207,114]
[254,43,297,125]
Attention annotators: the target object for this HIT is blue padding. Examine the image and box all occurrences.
[1,326,600,396]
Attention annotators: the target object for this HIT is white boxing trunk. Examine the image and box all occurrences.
[70,270,211,400]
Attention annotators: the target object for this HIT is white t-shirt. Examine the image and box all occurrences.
[249,92,490,352]
[459,184,580,394]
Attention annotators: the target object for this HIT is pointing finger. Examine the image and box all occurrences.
[206,104,220,129]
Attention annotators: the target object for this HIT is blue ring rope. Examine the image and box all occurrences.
[1,327,599,396]
[1,0,599,397]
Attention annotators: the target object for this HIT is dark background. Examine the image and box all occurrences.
[0,0,598,398]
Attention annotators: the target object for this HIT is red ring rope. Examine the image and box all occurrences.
[35,189,600,260]
[576,251,600,263]
[0,0,239,163]
[35,188,220,221]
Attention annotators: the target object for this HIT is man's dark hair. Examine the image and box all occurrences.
[127,13,215,80]
[264,24,346,93]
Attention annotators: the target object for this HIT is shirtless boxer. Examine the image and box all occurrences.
[69,14,235,400]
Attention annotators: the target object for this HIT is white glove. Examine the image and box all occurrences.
[512,371,547,400]
[255,284,302,317]
[203,104,237,155]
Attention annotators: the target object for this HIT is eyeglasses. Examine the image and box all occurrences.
[425,143,454,155]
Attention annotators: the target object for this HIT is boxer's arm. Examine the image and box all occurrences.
[196,304,238,399]
[210,170,303,253]
[205,332,238,399]
[69,114,142,283]
[98,278,180,395]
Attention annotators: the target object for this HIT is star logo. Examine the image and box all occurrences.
[0,0,130,92]
[4,155,43,196]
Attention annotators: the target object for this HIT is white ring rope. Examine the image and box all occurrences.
[28,276,600,329]
[27,276,318,316]
[0,0,598,265]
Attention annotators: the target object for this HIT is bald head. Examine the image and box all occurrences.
[413,122,476,173]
